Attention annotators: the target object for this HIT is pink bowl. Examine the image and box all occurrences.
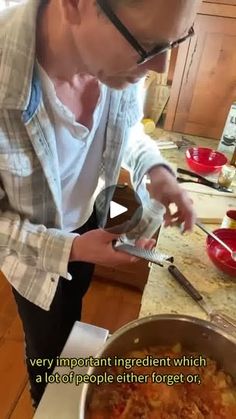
[206,229,236,277]
[186,147,227,175]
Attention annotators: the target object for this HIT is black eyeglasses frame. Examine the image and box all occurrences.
[96,0,195,64]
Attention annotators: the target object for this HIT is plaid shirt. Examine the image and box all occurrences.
[0,0,169,310]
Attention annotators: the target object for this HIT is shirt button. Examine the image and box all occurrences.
[51,278,55,283]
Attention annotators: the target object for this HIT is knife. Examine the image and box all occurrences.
[176,168,233,193]
[168,265,236,337]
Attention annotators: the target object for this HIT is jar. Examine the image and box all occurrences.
[230,146,236,167]
[121,199,165,243]
[218,164,236,188]
[141,118,156,135]
[221,210,236,229]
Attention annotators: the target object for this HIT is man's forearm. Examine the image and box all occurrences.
[0,209,77,279]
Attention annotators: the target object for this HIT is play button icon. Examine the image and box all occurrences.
[110,201,128,219]
[95,184,143,235]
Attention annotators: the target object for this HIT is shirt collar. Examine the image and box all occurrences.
[0,0,41,110]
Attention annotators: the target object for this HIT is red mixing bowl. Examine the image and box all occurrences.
[186,147,227,175]
[206,229,236,277]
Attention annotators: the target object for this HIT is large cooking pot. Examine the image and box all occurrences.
[79,314,236,418]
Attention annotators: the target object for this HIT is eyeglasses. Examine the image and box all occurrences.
[97,0,195,64]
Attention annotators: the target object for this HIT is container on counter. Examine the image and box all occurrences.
[218,164,236,188]
[218,102,236,161]
[221,210,236,229]
[230,146,236,167]
[121,198,165,243]
[141,118,156,135]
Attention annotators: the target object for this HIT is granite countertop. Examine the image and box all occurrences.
[139,130,236,321]
[139,225,236,320]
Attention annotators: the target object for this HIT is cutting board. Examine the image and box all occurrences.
[181,183,236,224]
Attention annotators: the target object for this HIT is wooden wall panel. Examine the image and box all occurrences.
[172,15,236,139]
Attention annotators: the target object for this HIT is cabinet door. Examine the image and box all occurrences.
[172,14,236,139]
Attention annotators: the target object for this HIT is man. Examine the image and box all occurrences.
[0,0,199,407]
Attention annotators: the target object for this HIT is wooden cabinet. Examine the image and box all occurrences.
[165,0,236,139]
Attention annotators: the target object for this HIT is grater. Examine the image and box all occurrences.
[113,241,174,267]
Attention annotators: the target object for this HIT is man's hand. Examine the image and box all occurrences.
[70,229,156,264]
[148,166,196,232]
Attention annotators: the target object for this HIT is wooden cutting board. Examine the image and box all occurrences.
[181,183,236,224]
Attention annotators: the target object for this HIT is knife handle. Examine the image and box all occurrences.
[168,265,203,302]
[177,168,205,181]
[177,178,198,185]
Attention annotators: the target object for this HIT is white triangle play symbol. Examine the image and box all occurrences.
[110,201,128,219]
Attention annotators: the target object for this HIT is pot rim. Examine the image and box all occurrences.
[79,314,236,419]
[106,313,236,344]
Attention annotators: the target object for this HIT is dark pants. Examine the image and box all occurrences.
[12,212,97,408]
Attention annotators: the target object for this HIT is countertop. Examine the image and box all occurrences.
[139,224,236,320]
[140,130,236,320]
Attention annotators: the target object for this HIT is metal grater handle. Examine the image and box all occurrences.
[113,242,174,266]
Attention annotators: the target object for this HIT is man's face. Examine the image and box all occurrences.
[67,0,201,89]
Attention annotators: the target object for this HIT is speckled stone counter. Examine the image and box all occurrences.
[139,130,236,320]
[139,224,236,320]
